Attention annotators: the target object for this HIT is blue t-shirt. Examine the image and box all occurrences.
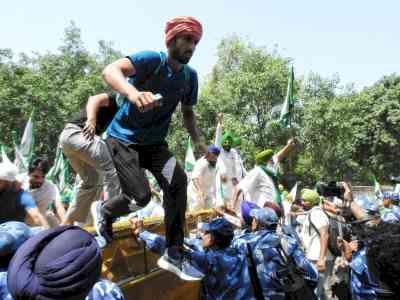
[0,189,36,224]
[19,191,36,210]
[107,50,198,145]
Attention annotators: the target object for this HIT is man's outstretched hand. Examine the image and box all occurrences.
[129,217,144,236]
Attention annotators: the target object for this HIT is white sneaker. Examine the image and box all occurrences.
[157,252,204,281]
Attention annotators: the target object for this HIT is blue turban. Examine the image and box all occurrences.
[207,144,220,155]
[8,225,102,300]
[0,222,33,269]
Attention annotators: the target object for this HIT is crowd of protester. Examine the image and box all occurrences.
[1,15,400,300]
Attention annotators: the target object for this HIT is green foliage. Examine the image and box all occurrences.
[0,21,121,163]
[187,35,295,166]
[1,25,398,187]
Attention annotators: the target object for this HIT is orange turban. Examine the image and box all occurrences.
[165,16,203,46]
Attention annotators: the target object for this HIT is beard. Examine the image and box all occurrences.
[222,145,231,152]
[29,181,42,189]
[208,161,216,168]
[169,43,193,64]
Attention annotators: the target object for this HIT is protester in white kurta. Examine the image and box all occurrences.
[232,139,296,210]
[188,145,220,211]
[236,155,280,208]
[215,133,240,207]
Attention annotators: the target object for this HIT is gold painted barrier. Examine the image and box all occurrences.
[86,209,215,300]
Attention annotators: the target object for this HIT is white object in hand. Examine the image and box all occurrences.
[153,93,163,101]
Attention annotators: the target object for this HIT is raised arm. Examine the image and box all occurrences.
[214,113,223,148]
[274,138,296,162]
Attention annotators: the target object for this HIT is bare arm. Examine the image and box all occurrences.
[350,202,367,220]
[83,93,112,139]
[232,186,243,210]
[86,93,112,124]
[342,182,353,202]
[102,58,137,98]
[102,58,158,111]
[214,113,223,148]
[54,198,66,223]
[192,178,203,193]
[275,138,296,162]
[317,225,329,272]
[182,105,206,152]
[26,207,50,228]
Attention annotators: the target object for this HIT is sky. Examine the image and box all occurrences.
[2,0,399,89]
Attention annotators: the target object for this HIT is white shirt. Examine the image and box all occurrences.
[188,157,217,196]
[19,174,62,215]
[232,149,246,180]
[216,149,237,179]
[300,206,333,261]
[237,157,279,207]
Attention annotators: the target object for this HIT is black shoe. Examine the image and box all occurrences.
[94,201,113,247]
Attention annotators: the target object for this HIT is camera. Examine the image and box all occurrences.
[390,176,400,184]
[316,181,345,198]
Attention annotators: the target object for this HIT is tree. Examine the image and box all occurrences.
[0,22,120,165]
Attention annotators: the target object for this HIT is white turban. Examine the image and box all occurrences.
[0,162,18,182]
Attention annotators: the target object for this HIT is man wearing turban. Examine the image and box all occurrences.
[213,114,244,210]
[215,132,240,209]
[97,16,206,279]
[1,225,124,300]
[0,222,34,300]
[232,139,295,210]
[187,145,220,211]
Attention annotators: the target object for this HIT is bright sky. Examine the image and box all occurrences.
[2,0,399,89]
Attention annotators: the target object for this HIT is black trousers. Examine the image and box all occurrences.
[102,136,187,248]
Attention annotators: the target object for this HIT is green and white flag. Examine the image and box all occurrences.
[184,136,196,173]
[373,176,383,200]
[14,111,35,172]
[280,66,295,128]
[60,175,78,205]
[47,146,71,194]
[368,174,383,201]
[1,144,12,164]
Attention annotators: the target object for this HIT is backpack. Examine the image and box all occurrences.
[308,208,344,257]
[277,236,318,300]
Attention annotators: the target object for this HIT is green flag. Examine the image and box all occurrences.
[1,144,12,164]
[280,66,295,127]
[46,146,61,181]
[184,136,196,173]
[15,110,35,172]
[60,175,78,205]
[369,174,383,201]
[47,146,71,194]
[374,177,383,200]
